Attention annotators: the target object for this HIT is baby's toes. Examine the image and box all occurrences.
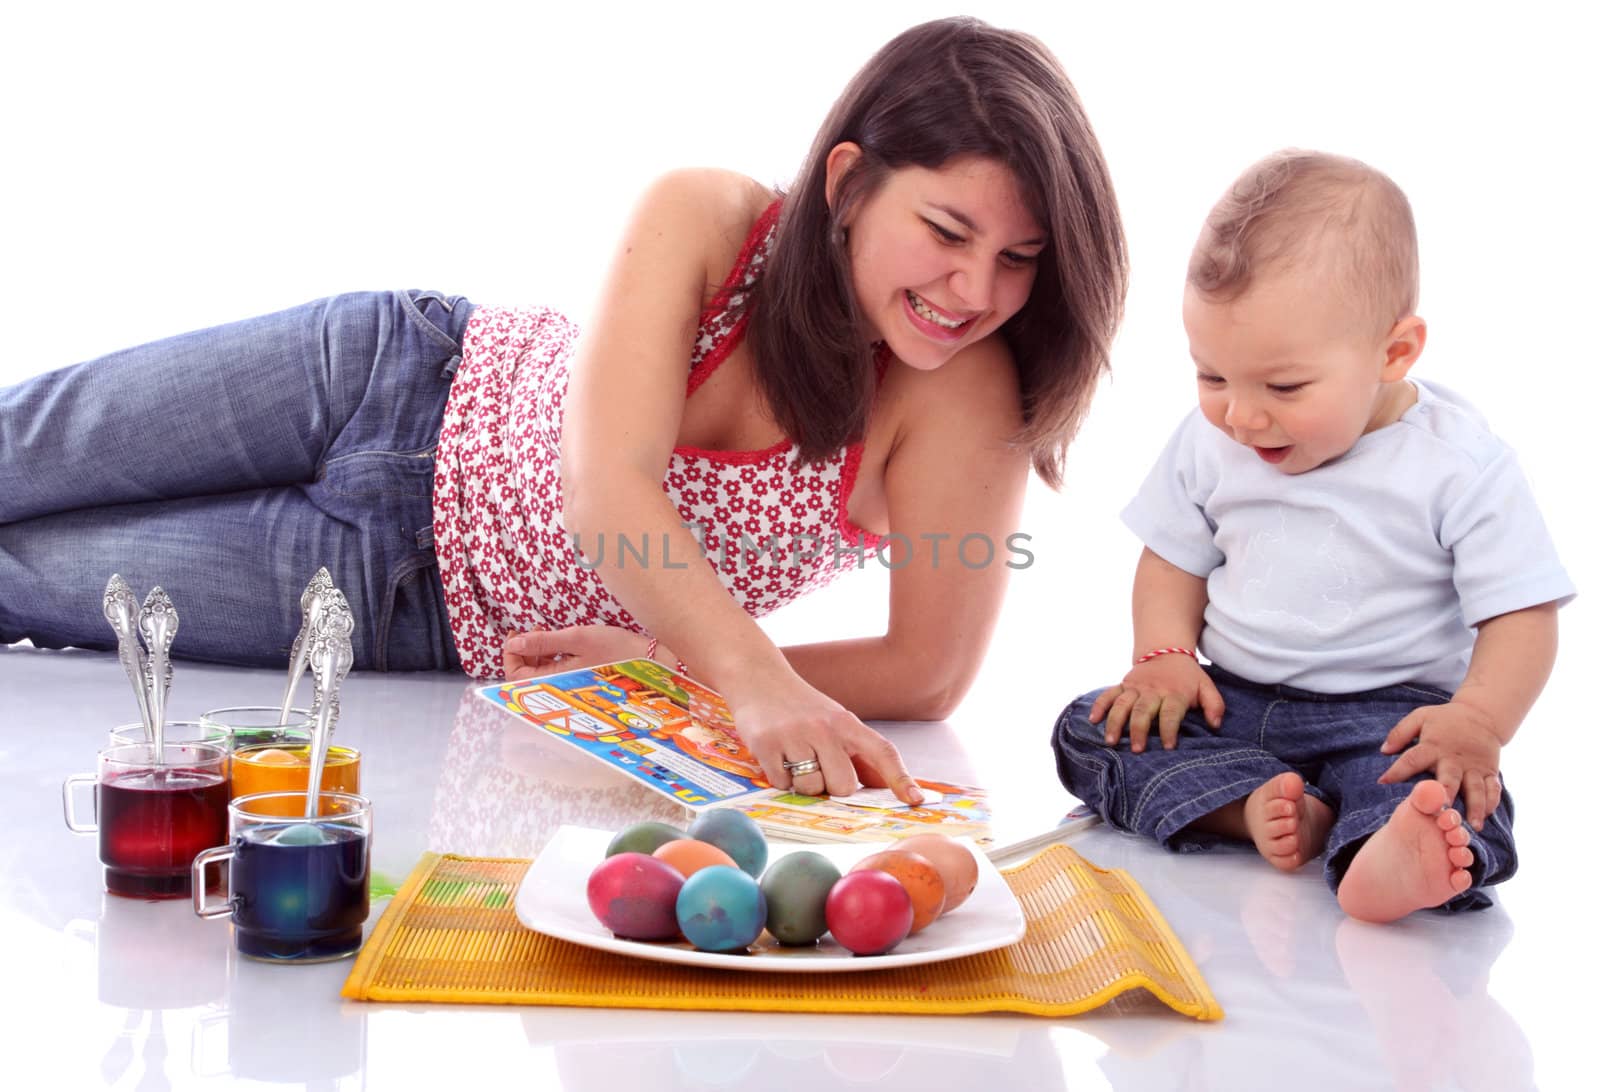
[1447,844,1474,870]
[1263,798,1296,821]
[1436,808,1462,831]
[1443,823,1471,848]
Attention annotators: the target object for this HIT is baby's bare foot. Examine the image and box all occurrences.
[1243,771,1334,871]
[1338,780,1473,923]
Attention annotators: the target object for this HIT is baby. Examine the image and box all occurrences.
[1053,150,1575,922]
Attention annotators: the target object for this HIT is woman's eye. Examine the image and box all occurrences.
[1000,250,1039,268]
[926,220,963,244]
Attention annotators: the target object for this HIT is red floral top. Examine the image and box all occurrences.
[431,201,882,678]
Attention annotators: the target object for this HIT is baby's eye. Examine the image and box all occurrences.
[1268,383,1307,394]
[1197,373,1225,386]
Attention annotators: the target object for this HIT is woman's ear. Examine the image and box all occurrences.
[1381,314,1427,380]
[823,142,863,213]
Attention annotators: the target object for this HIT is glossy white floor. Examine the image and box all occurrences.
[4,636,1594,1091]
[4,2,1595,1089]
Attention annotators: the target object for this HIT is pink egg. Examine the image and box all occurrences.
[824,870,913,955]
[586,852,684,940]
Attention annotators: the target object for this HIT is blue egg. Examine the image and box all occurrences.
[675,865,767,952]
[687,809,768,877]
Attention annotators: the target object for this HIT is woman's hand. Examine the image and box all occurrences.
[502,627,922,805]
[727,673,924,805]
[501,625,651,681]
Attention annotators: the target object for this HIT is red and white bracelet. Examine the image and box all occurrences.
[644,636,692,678]
[1135,646,1198,665]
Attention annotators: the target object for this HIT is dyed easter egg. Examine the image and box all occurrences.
[605,821,688,858]
[890,833,979,912]
[675,865,767,952]
[850,849,945,933]
[268,823,330,847]
[586,852,684,940]
[653,838,737,878]
[759,850,842,946]
[825,870,914,955]
[688,809,769,877]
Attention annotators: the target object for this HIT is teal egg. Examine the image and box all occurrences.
[606,821,688,858]
[269,823,330,846]
[687,809,768,876]
[759,851,841,946]
[675,865,767,952]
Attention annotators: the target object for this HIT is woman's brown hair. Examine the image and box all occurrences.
[747,17,1128,488]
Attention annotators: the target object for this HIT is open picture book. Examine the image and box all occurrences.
[475,658,1096,856]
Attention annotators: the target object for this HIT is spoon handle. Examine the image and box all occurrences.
[138,587,178,755]
[302,590,354,818]
[279,567,334,725]
[102,575,153,742]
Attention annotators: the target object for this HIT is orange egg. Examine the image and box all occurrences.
[850,849,946,933]
[652,838,738,878]
[894,833,980,913]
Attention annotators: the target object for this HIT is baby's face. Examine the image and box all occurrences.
[1183,272,1411,475]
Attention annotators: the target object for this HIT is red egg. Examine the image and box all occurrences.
[587,852,684,940]
[824,870,913,955]
[851,849,945,933]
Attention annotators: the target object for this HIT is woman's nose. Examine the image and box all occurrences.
[949,258,994,312]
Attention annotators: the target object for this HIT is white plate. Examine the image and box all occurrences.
[514,825,1026,973]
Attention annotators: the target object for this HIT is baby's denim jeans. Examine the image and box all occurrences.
[1052,666,1516,910]
[0,290,473,671]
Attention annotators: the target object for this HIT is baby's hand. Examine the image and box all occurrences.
[1088,656,1224,753]
[1378,701,1504,831]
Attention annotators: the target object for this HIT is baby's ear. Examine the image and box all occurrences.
[1381,315,1427,380]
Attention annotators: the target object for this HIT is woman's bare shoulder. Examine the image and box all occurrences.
[887,335,1025,436]
[635,168,775,252]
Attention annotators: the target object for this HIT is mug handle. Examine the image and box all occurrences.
[61,773,97,833]
[192,844,236,918]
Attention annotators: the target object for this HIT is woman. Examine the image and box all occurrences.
[0,17,1126,800]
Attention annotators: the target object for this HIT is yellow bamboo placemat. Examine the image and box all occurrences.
[341,844,1221,1020]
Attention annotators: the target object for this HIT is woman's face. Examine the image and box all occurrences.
[830,151,1046,371]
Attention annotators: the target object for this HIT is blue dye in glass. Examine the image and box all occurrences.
[232,823,369,961]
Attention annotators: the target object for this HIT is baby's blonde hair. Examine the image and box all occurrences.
[1187,150,1419,335]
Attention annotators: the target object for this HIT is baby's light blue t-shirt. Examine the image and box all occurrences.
[1123,380,1576,693]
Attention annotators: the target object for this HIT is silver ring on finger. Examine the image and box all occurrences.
[781,757,822,777]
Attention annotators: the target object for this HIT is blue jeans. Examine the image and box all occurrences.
[0,290,472,671]
[1052,667,1517,910]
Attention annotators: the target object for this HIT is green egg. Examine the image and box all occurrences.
[605,821,688,858]
[688,809,768,877]
[759,851,842,946]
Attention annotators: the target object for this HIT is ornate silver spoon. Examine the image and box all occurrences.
[279,567,333,725]
[102,575,154,743]
[302,589,354,818]
[137,587,178,755]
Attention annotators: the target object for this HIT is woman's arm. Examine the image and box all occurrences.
[781,336,1030,720]
[558,169,919,800]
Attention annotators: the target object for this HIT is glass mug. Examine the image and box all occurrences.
[199,705,314,750]
[229,742,361,814]
[63,742,231,898]
[107,719,231,749]
[194,791,372,962]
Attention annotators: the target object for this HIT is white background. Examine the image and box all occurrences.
[2,0,1590,715]
[1,2,1595,1082]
